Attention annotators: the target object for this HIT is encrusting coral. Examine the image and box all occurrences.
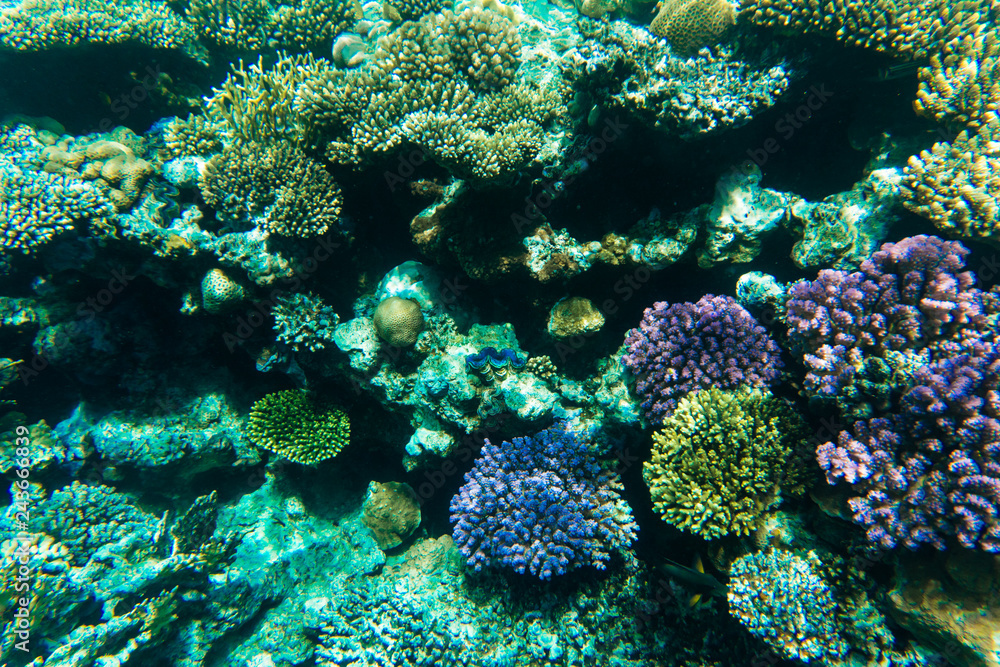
[644,387,811,539]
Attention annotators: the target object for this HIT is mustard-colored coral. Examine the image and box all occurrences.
[900,122,1000,240]
[0,0,205,61]
[649,0,735,55]
[740,0,988,61]
[185,0,355,51]
[913,29,1000,130]
[200,139,342,237]
[643,387,811,539]
[295,8,560,182]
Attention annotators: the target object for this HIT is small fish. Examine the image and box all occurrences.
[860,60,927,82]
[657,553,726,606]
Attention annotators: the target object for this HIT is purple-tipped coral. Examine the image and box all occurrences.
[622,295,782,426]
[787,235,986,402]
[818,341,1000,552]
[449,421,637,579]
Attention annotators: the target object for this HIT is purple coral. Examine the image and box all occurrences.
[449,421,638,579]
[622,295,782,426]
[818,341,1000,552]
[786,235,986,398]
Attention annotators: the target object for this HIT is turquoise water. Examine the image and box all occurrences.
[1,0,998,665]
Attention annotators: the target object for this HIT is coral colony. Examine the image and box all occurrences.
[2,0,1000,664]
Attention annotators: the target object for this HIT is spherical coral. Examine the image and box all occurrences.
[361,481,421,550]
[644,387,811,539]
[650,0,735,55]
[547,296,605,339]
[449,421,638,579]
[373,296,425,347]
[201,268,245,315]
[247,390,350,465]
[728,549,848,663]
[622,294,782,426]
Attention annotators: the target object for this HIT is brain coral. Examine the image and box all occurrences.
[373,296,425,348]
[201,269,245,314]
[644,387,811,538]
[247,390,350,465]
[650,0,735,55]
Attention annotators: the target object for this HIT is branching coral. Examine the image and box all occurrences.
[644,387,811,539]
[247,390,350,464]
[450,421,637,579]
[728,549,849,663]
[185,0,355,52]
[199,139,342,237]
[272,292,340,352]
[622,294,782,426]
[786,235,988,411]
[818,340,1000,552]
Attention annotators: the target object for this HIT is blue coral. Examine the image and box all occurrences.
[449,421,637,579]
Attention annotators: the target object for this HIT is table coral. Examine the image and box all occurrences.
[622,294,782,426]
[0,0,206,62]
[644,387,811,538]
[450,421,637,579]
[247,389,350,465]
[294,7,564,183]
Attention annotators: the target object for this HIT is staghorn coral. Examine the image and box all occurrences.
[622,294,782,426]
[0,0,206,61]
[644,387,811,539]
[740,0,989,61]
[246,389,350,464]
[728,549,849,663]
[913,28,1000,131]
[450,421,637,579]
[206,52,327,145]
[649,0,735,55]
[295,10,562,183]
[199,139,342,237]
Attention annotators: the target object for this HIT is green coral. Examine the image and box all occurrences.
[643,387,811,539]
[247,390,350,464]
[295,7,562,183]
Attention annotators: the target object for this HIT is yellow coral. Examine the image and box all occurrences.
[650,0,735,55]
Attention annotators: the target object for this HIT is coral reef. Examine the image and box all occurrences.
[247,390,350,464]
[623,294,782,426]
[645,387,811,538]
[450,421,637,579]
[649,0,735,56]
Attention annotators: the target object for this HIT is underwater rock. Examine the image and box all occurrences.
[361,481,422,550]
